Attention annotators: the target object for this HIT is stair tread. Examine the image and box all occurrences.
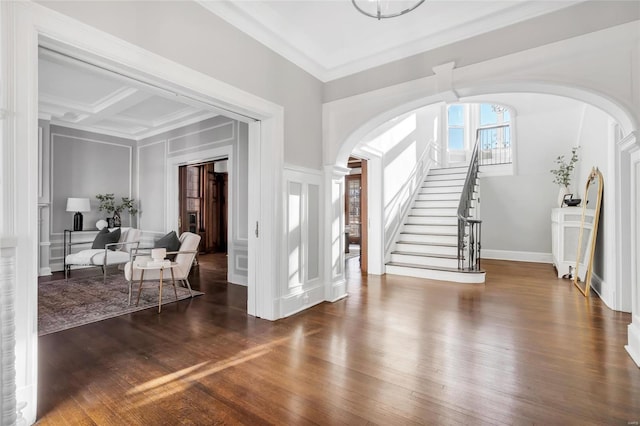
[386,261,485,274]
[396,241,457,247]
[404,223,457,227]
[391,251,457,259]
[408,215,459,218]
[400,231,457,236]
[409,213,457,216]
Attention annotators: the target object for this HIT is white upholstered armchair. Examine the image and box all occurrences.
[65,227,141,282]
[124,231,201,304]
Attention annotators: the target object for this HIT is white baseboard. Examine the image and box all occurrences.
[38,267,52,276]
[329,278,347,302]
[281,284,325,317]
[228,272,248,286]
[626,322,640,368]
[482,249,553,263]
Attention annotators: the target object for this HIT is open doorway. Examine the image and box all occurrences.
[345,156,368,273]
[179,160,229,254]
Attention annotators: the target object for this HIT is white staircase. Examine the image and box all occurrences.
[386,166,486,284]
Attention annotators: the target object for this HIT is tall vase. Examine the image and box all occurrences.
[558,186,570,207]
[113,211,121,227]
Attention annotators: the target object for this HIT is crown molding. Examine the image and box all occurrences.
[198,1,582,82]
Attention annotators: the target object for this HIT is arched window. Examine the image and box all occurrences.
[446,103,513,168]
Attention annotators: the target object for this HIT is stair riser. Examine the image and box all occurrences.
[416,193,460,201]
[406,216,458,225]
[390,254,458,268]
[411,206,458,215]
[400,233,457,244]
[403,224,457,234]
[424,173,467,182]
[413,200,459,208]
[395,243,458,256]
[385,265,485,284]
[430,167,469,175]
[419,186,464,194]
[422,180,466,188]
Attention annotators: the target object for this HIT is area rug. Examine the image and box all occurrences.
[38,274,203,336]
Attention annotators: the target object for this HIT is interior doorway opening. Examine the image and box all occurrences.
[345,156,368,273]
[179,159,229,255]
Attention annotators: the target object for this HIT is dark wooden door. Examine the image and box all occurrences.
[204,165,227,252]
[178,161,228,254]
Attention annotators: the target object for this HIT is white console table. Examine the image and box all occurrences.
[551,207,594,278]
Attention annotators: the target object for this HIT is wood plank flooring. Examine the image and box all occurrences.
[37,256,640,425]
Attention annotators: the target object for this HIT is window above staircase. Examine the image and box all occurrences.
[445,103,513,176]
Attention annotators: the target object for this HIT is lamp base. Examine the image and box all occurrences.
[73,212,83,231]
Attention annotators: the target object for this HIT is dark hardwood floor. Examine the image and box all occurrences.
[37,255,640,424]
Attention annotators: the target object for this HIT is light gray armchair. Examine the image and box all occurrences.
[65,227,141,283]
[124,231,201,304]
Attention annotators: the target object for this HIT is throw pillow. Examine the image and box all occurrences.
[154,231,181,260]
[91,227,121,250]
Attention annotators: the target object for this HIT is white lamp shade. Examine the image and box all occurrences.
[66,197,90,212]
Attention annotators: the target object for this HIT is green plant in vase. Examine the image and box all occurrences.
[96,193,139,227]
[550,146,579,207]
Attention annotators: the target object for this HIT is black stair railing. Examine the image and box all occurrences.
[456,126,493,270]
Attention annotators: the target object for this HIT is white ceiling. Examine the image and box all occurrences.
[199,0,582,82]
[38,1,581,136]
[38,49,217,140]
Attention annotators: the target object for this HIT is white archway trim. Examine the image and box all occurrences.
[2,2,285,423]
[324,21,638,169]
[621,132,640,367]
[323,20,639,368]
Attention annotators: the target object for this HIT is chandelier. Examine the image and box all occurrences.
[352,0,426,20]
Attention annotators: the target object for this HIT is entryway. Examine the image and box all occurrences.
[179,160,229,255]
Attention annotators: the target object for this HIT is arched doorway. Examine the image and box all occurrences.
[323,77,638,367]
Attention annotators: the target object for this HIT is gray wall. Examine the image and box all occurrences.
[48,125,136,270]
[138,115,249,284]
[39,0,324,170]
[478,94,583,254]
[574,105,611,293]
[51,125,136,232]
[476,94,613,288]
[323,1,640,102]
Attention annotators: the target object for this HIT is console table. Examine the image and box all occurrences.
[551,207,594,278]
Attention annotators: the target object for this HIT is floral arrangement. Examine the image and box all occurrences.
[550,146,579,187]
[96,193,138,215]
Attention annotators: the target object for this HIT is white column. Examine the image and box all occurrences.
[0,241,18,426]
[626,142,640,367]
[2,2,39,423]
[324,165,350,302]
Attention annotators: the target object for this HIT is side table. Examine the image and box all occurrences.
[135,262,179,313]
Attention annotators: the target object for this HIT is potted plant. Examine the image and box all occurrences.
[550,146,579,207]
[96,193,138,227]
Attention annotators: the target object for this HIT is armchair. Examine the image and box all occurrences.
[65,227,141,282]
[124,231,201,304]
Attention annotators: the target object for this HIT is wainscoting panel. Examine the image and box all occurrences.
[282,167,323,316]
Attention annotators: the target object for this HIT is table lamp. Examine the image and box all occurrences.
[66,197,90,231]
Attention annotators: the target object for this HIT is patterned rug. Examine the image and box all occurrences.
[38,274,203,336]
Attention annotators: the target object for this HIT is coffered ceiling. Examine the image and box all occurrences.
[38,49,217,140]
[199,0,582,82]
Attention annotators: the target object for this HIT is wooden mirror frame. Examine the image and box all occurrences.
[573,167,604,297]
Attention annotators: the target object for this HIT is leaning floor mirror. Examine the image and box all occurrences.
[573,167,604,297]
